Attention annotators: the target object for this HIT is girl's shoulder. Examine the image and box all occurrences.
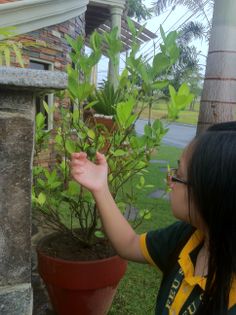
[141,221,195,271]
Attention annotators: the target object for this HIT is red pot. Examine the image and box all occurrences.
[37,249,127,315]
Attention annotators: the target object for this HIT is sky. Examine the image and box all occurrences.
[95,0,214,83]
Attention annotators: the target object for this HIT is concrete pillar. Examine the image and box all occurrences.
[90,63,98,86]
[108,6,123,89]
[0,67,67,315]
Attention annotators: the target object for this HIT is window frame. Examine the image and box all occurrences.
[29,58,54,131]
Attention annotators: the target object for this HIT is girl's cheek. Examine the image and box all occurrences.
[170,183,175,190]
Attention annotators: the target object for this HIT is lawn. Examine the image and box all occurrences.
[109,144,183,315]
[138,101,200,125]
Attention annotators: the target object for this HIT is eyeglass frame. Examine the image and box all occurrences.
[167,168,188,185]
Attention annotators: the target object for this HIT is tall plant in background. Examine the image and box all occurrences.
[33,19,194,249]
[125,0,152,21]
[160,21,205,102]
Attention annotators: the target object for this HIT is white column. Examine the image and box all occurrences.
[90,63,98,86]
[108,6,123,89]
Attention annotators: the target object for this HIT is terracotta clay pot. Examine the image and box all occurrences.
[37,247,127,315]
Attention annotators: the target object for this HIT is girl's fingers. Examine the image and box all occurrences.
[71,152,87,160]
[71,168,84,176]
[96,152,106,164]
[70,160,85,167]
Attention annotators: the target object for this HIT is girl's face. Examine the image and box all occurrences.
[169,149,206,232]
[169,150,190,222]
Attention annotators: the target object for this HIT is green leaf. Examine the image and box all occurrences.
[152,53,170,75]
[12,43,24,68]
[140,176,145,187]
[144,124,152,137]
[43,101,49,114]
[160,25,166,42]
[84,100,98,110]
[38,192,46,206]
[178,82,190,95]
[55,134,63,145]
[67,181,81,196]
[65,139,76,154]
[169,85,176,106]
[139,209,151,220]
[127,17,137,36]
[60,160,66,171]
[37,178,45,188]
[116,98,136,129]
[3,47,10,66]
[36,112,45,129]
[87,129,95,140]
[72,109,80,124]
[95,231,105,238]
[0,26,16,38]
[151,80,169,90]
[113,149,126,157]
[77,82,93,101]
[50,182,61,189]
[165,31,178,47]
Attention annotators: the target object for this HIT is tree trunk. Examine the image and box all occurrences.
[197,0,236,135]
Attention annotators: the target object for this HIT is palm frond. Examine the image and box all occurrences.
[179,21,206,44]
[151,0,180,15]
[152,0,214,22]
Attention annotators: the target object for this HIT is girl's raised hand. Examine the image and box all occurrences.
[70,152,108,193]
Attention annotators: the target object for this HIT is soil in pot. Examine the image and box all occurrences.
[38,232,116,261]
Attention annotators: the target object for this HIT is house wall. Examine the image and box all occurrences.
[9,15,86,168]
[11,14,85,71]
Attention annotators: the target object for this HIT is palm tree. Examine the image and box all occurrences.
[162,21,205,95]
[152,0,214,37]
[125,0,151,21]
[197,0,236,133]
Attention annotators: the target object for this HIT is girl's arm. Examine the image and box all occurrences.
[70,152,146,263]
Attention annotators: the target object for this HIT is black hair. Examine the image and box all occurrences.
[187,121,236,315]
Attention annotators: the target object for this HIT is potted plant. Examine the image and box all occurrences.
[32,21,194,315]
[85,80,126,131]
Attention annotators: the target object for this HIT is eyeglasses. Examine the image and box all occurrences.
[167,168,188,185]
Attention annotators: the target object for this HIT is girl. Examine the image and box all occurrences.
[70,121,236,315]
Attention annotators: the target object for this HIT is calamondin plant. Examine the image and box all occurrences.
[32,20,194,254]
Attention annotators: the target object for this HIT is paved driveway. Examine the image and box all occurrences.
[135,119,197,148]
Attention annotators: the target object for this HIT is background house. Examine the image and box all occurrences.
[0,0,155,129]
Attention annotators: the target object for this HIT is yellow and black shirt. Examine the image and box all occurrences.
[140,221,236,315]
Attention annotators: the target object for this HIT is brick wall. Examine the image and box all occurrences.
[11,15,85,70]
[10,15,86,168]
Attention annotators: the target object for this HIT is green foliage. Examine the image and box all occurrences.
[90,81,125,116]
[168,83,194,119]
[33,24,194,247]
[126,0,152,21]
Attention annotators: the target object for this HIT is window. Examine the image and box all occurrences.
[29,60,54,130]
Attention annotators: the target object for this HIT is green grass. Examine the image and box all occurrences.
[138,101,200,125]
[109,145,183,315]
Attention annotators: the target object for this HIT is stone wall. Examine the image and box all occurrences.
[0,66,67,315]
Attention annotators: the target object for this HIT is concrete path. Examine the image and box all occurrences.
[135,119,197,148]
